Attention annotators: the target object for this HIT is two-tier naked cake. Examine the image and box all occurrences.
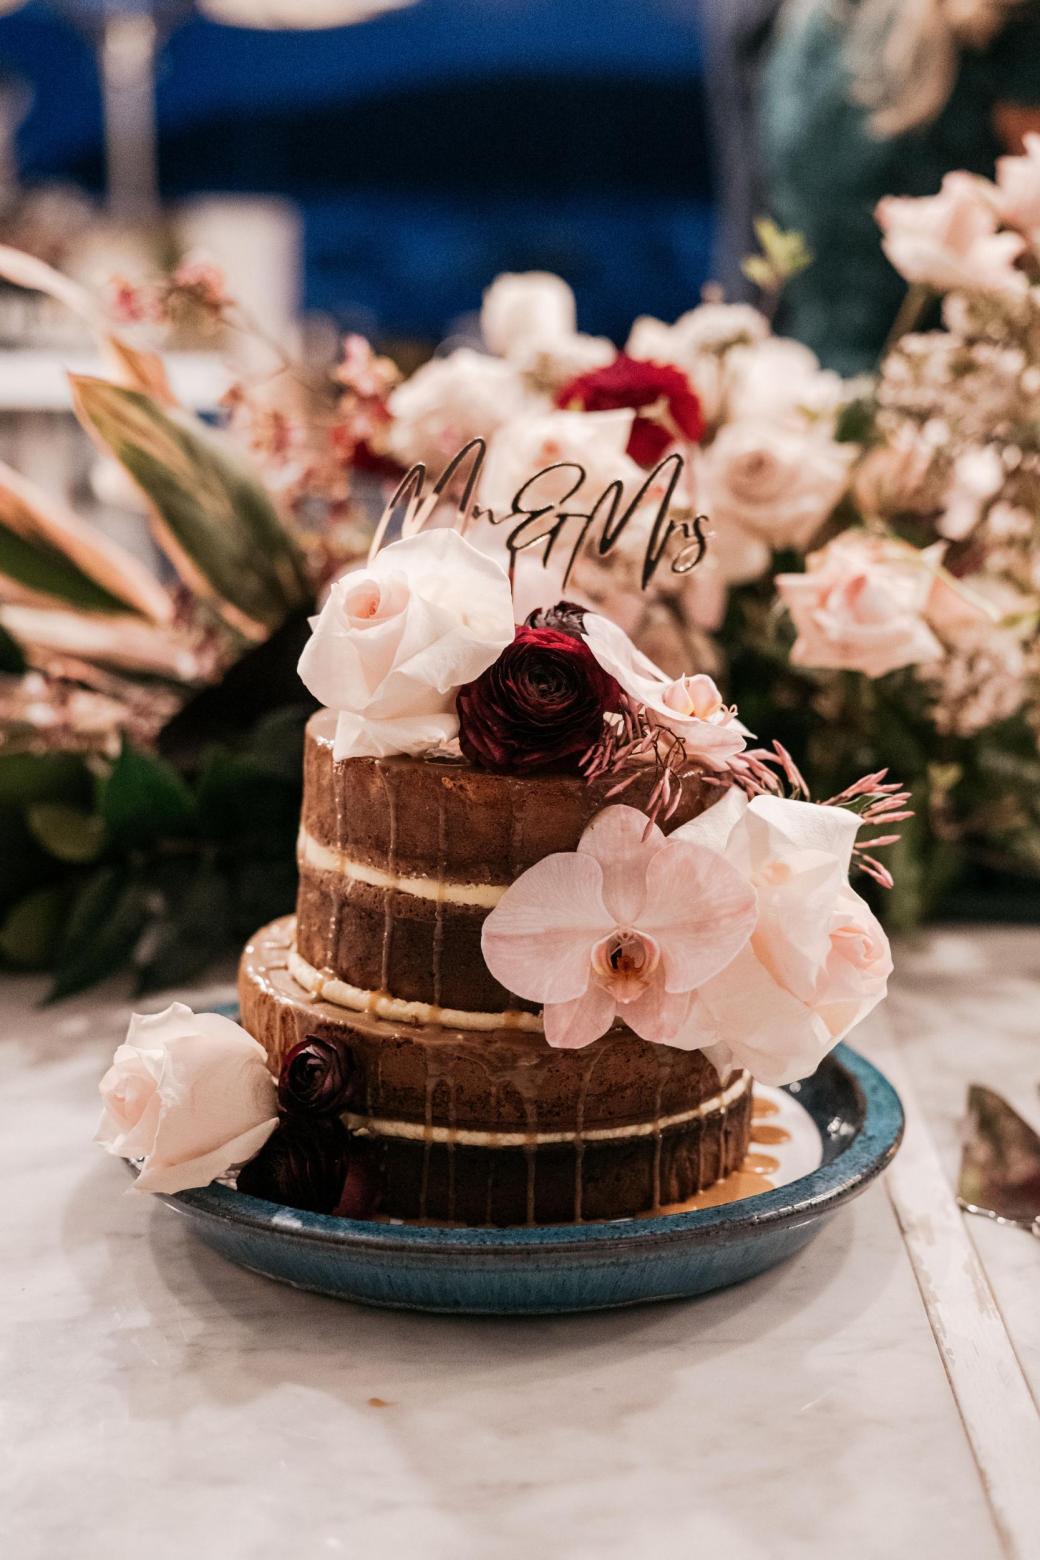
[99,516,895,1223]
[240,710,752,1225]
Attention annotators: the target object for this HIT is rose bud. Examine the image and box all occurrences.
[278,1035,357,1117]
[525,600,588,639]
[456,624,622,773]
[556,355,704,467]
[236,1116,352,1214]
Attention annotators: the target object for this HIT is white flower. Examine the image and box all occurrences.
[994,133,1040,246]
[938,445,1004,540]
[876,172,1026,294]
[481,271,577,359]
[297,529,515,760]
[724,338,846,426]
[672,790,892,1086]
[478,408,643,514]
[583,612,748,770]
[387,348,537,469]
[96,1004,278,1195]
[776,533,945,679]
[626,304,769,425]
[696,419,854,553]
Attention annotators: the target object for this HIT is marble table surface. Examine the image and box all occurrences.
[3,926,1039,1560]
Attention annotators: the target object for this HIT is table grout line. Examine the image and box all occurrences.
[863,1010,1040,1560]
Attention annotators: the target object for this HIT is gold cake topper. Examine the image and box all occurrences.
[369,438,710,591]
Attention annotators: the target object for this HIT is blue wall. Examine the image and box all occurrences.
[0,0,714,341]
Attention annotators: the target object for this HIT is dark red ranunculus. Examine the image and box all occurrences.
[457,625,622,773]
[333,1147,381,1220]
[236,1117,352,1214]
[555,354,705,467]
[278,1035,357,1117]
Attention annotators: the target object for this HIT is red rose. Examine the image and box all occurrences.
[555,354,704,467]
[457,624,622,773]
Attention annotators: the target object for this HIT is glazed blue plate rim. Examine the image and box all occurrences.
[162,1040,903,1255]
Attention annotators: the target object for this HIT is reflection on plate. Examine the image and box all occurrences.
[158,1042,901,1315]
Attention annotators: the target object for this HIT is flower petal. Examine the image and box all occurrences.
[686,946,832,1087]
[747,794,861,875]
[542,984,617,1049]
[481,852,610,1003]
[671,785,748,857]
[134,1116,278,1194]
[622,978,695,1044]
[639,839,757,992]
[577,804,663,925]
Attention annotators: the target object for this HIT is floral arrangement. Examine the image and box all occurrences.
[98,535,898,1214]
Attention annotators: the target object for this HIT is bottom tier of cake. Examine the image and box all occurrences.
[239,918,753,1226]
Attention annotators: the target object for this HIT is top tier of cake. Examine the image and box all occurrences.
[294,709,715,1020]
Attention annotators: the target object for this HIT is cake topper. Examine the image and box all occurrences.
[368,437,710,591]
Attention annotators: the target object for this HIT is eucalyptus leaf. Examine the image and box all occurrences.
[70,378,310,633]
[27,803,107,864]
[99,741,197,846]
[0,884,68,968]
[48,865,148,1000]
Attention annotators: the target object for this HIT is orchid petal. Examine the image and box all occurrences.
[481,852,610,1003]
[542,984,617,1050]
[639,839,757,992]
[622,979,695,1044]
[577,804,663,925]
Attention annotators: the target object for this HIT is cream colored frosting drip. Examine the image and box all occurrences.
[342,1072,751,1147]
[297,828,506,908]
[288,945,543,1033]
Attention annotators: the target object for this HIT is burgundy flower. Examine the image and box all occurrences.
[278,1036,357,1117]
[555,354,705,467]
[334,1147,381,1220]
[457,625,622,773]
[236,1117,351,1214]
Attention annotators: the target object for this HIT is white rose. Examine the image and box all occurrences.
[627,305,769,426]
[724,338,846,426]
[387,348,537,470]
[876,171,1026,294]
[673,790,892,1086]
[478,408,643,515]
[96,1004,278,1195]
[776,533,945,679]
[697,419,853,552]
[297,529,515,761]
[481,271,577,359]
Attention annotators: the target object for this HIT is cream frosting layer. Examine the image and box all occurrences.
[288,945,543,1033]
[297,828,506,908]
[342,1072,750,1147]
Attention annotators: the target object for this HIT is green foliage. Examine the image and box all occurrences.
[27,804,107,864]
[98,741,197,846]
[0,884,69,968]
[0,622,25,673]
[741,219,813,295]
[0,522,142,614]
[71,378,310,633]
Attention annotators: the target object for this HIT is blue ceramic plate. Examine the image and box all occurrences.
[157,1040,902,1314]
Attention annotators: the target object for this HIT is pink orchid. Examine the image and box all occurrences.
[481,804,758,1050]
[582,612,748,769]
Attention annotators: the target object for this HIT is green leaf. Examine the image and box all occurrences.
[27,803,107,864]
[70,378,310,633]
[0,519,143,614]
[0,621,25,673]
[835,396,877,445]
[0,884,68,967]
[47,865,148,1000]
[98,741,197,846]
[135,858,232,994]
[0,752,91,809]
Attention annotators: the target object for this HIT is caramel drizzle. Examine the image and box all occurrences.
[431,782,447,1010]
[375,761,398,995]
